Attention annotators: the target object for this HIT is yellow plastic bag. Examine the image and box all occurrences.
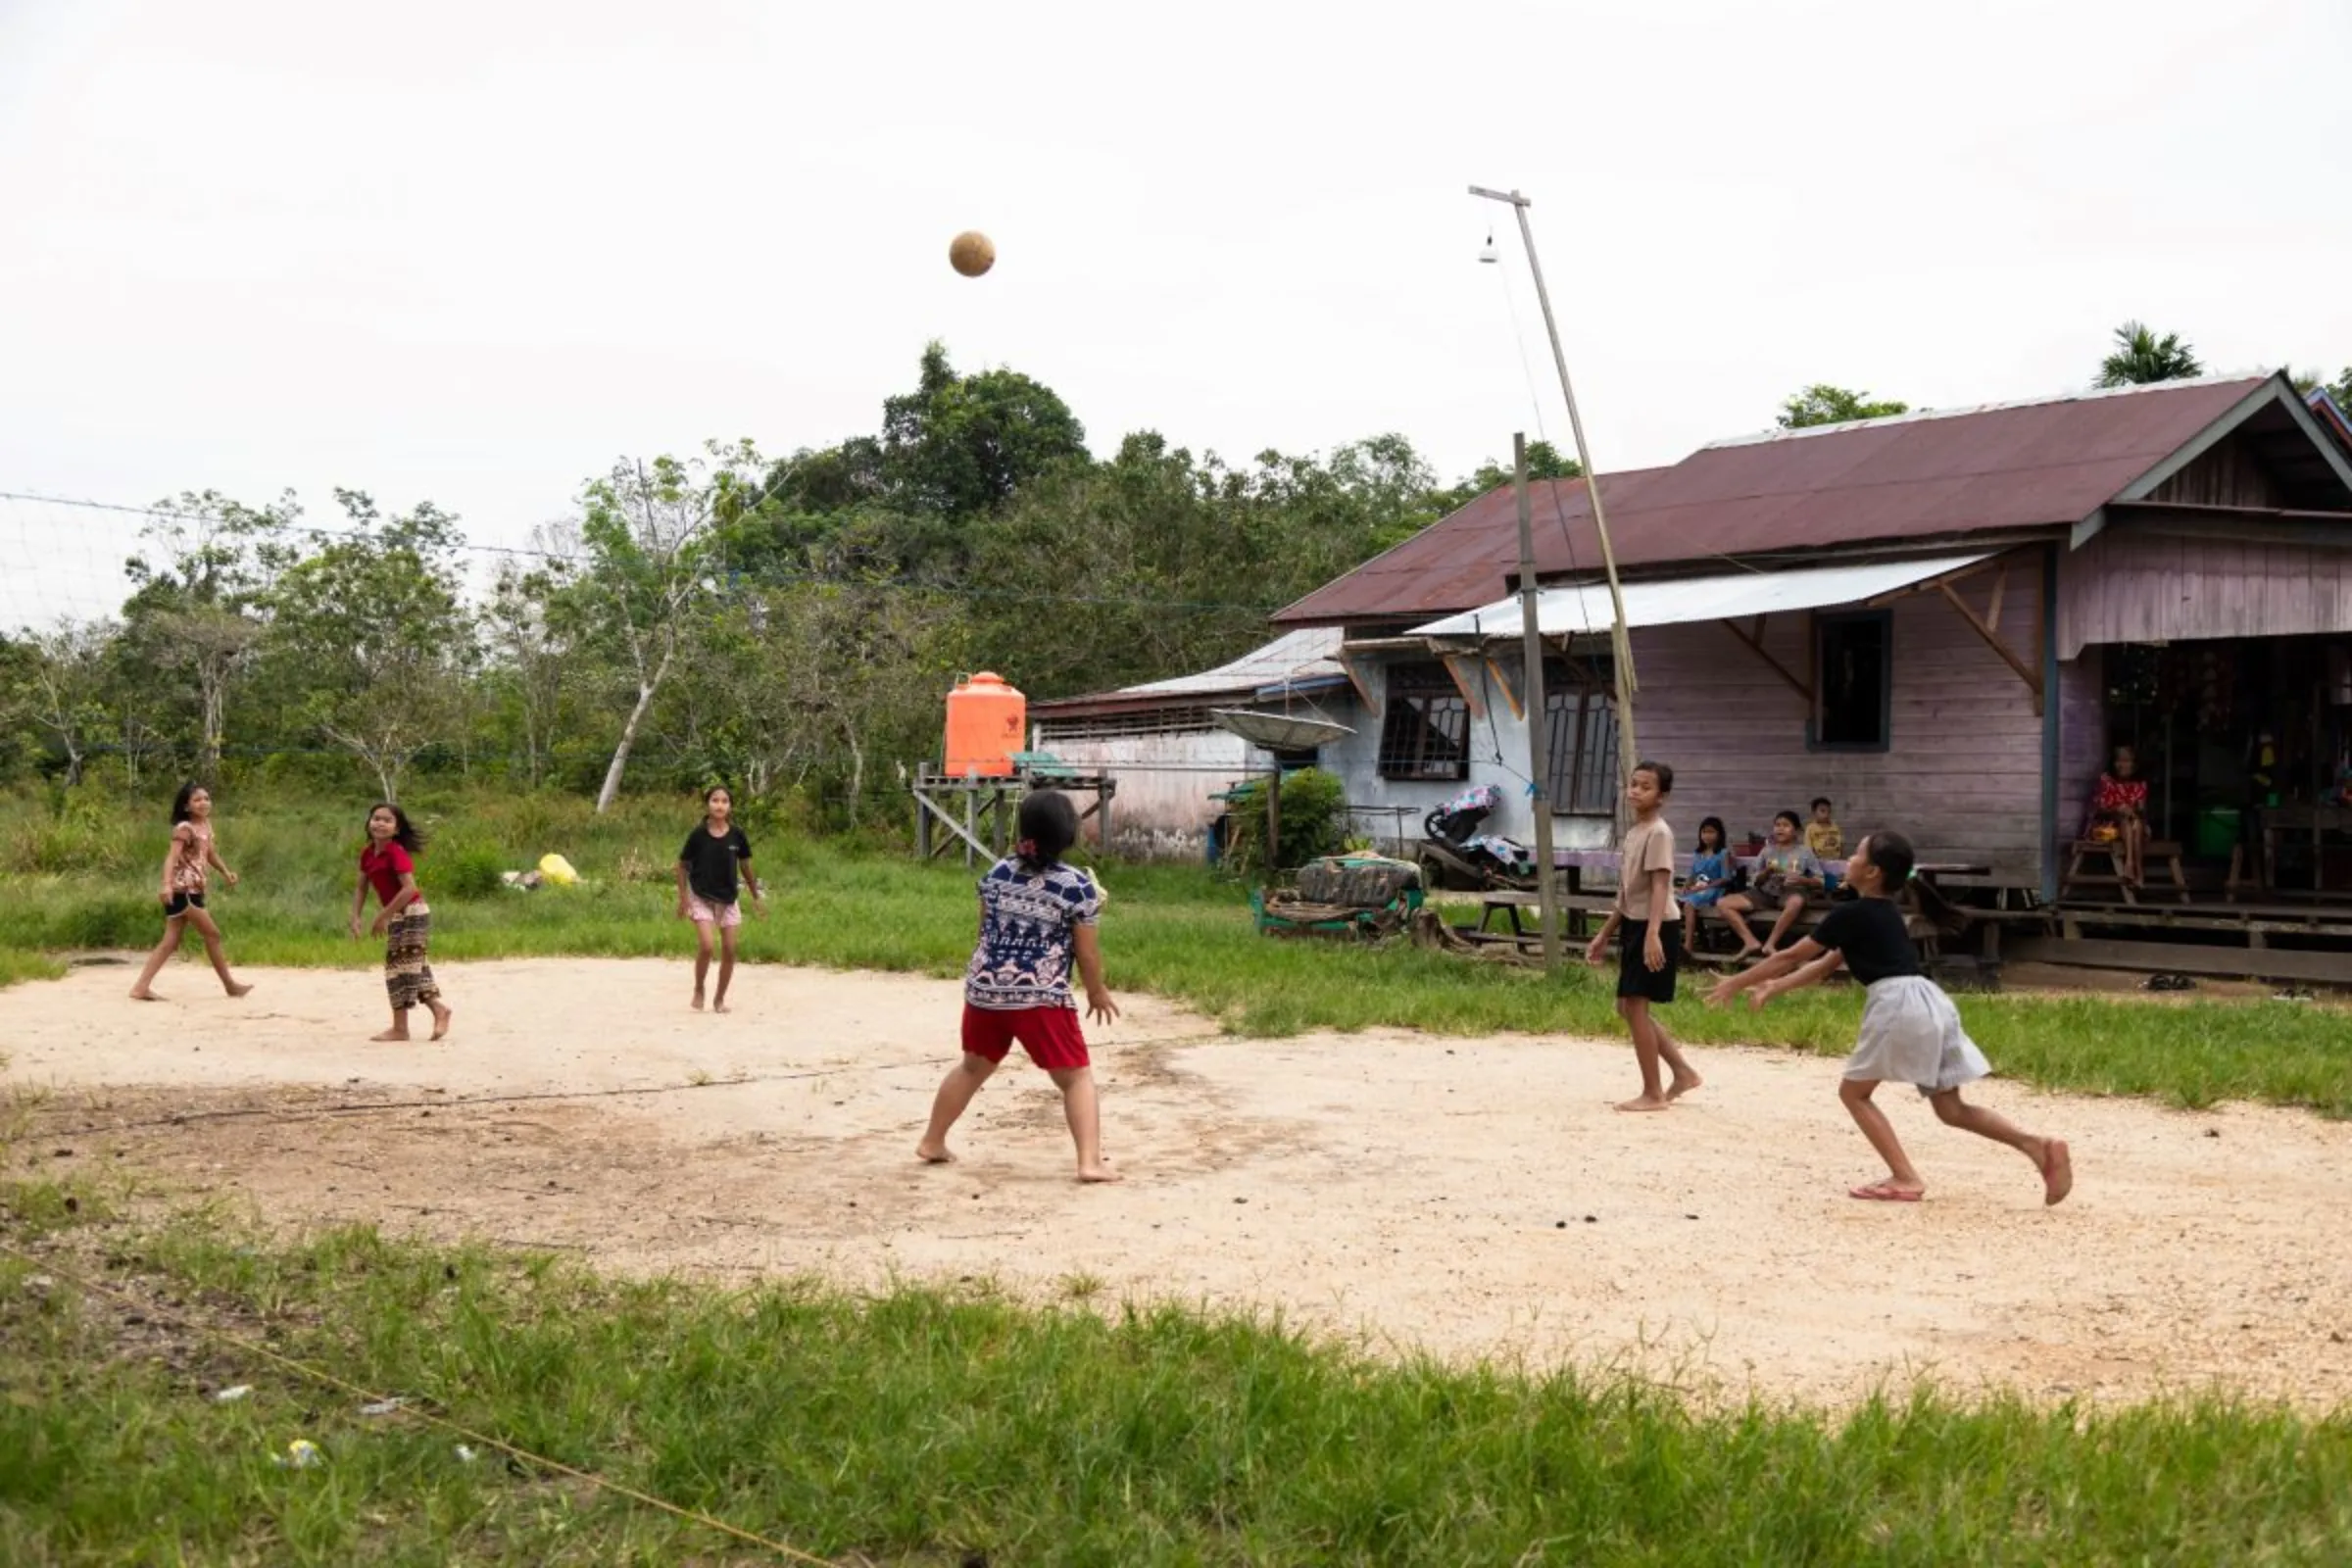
[537,853,580,887]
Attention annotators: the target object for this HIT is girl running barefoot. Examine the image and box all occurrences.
[1708,830,2072,1206]
[127,783,253,1002]
[349,803,454,1043]
[918,792,1120,1183]
[675,785,762,1012]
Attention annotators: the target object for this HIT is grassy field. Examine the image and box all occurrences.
[6,1178,2351,1566]
[3,783,2350,1116]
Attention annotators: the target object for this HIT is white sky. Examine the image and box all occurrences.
[4,0,2349,629]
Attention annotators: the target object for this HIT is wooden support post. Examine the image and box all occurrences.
[1485,655,1527,720]
[1937,581,2044,714]
[1441,654,1487,718]
[1717,616,1813,704]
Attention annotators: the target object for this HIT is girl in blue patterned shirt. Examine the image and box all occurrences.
[918,792,1120,1182]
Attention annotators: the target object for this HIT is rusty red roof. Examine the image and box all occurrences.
[1276,375,2274,625]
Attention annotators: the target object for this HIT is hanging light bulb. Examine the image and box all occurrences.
[1478,227,1499,265]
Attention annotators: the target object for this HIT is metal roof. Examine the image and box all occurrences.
[1276,374,2284,625]
[1407,552,1994,643]
[1030,626,1346,715]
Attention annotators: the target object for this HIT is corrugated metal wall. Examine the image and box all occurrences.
[2058,528,2352,658]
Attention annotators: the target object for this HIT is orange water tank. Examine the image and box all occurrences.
[944,672,1026,779]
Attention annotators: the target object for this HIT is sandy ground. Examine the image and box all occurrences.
[6,956,2351,1409]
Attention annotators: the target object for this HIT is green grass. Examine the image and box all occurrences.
[3,785,2349,1116]
[5,1184,2350,1566]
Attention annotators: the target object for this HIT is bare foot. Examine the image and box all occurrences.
[1615,1095,1674,1113]
[429,1004,453,1042]
[2037,1138,2074,1206]
[1734,944,1763,962]
[128,988,160,1002]
[1077,1164,1123,1183]
[1667,1070,1703,1102]
[916,1143,956,1164]
[691,993,705,1011]
[370,1029,411,1043]
[1849,1181,1926,1202]
[712,1000,730,1014]
[225,982,254,999]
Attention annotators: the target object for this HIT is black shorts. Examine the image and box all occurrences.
[164,891,206,917]
[1616,917,1681,1004]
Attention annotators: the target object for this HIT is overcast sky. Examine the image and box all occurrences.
[3,0,2348,627]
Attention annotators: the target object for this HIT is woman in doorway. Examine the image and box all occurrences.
[2087,745,2150,887]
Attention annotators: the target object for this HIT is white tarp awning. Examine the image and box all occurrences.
[1406,553,1996,642]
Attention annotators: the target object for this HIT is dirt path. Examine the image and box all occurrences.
[7,958,2350,1408]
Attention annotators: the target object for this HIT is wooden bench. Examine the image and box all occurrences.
[2061,837,2187,905]
[1471,890,1940,968]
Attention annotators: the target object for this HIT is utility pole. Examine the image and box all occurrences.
[1469,183,1639,787]
[1514,433,1560,969]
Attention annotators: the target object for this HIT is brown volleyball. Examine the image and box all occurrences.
[949,230,996,277]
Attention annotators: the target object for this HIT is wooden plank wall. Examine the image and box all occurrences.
[2058,528,2352,658]
[2148,431,2285,509]
[1631,570,2048,883]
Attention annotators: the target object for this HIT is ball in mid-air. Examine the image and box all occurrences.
[949,230,996,277]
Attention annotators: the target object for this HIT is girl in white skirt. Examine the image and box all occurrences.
[1708,830,2073,1205]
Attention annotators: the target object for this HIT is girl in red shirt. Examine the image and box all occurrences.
[350,803,453,1041]
[2088,745,2151,887]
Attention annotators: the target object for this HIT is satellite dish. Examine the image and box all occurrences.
[1211,710,1353,752]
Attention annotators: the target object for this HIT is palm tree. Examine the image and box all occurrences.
[2096,321,2205,388]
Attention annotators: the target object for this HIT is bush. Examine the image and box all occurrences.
[436,845,509,901]
[1221,766,1350,877]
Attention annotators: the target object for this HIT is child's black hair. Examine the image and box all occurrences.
[1774,808,1803,831]
[1811,796,1833,812]
[367,802,426,856]
[1013,792,1079,873]
[1863,828,1968,932]
[704,783,732,806]
[170,782,201,825]
[1633,759,1674,794]
[1870,829,1917,887]
[1694,814,1727,851]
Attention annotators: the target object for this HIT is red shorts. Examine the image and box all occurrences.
[960,1004,1091,1071]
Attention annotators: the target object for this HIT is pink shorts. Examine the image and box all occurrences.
[684,892,742,929]
[960,1004,1090,1071]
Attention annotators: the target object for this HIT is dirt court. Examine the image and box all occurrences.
[6,957,2350,1409]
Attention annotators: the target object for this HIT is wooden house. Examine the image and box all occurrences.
[1258,373,2352,972]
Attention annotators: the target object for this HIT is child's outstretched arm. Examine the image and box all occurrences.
[1751,948,1844,1009]
[673,858,691,918]
[349,873,369,940]
[739,853,763,918]
[1706,937,1828,1006]
[1073,923,1117,1025]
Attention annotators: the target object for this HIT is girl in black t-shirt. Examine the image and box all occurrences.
[1708,830,2073,1207]
[674,786,762,1012]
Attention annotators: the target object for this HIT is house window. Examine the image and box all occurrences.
[1378,663,1470,780]
[1814,611,1891,750]
[1544,660,1619,814]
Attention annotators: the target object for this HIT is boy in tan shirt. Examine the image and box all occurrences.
[1585,760,1702,1111]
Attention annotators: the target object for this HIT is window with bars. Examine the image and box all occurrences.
[1377,663,1471,780]
[1544,660,1620,815]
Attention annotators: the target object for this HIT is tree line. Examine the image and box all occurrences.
[8,323,2341,817]
[0,343,1575,817]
